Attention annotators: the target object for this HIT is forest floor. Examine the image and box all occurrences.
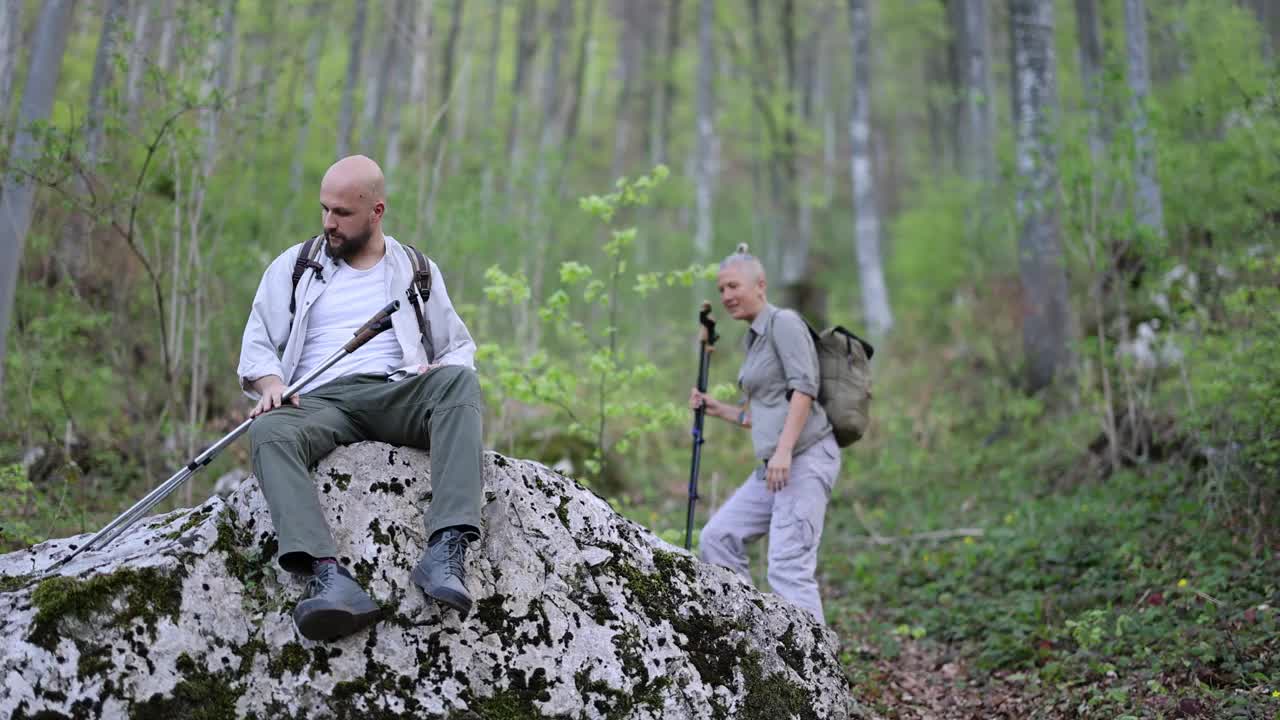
[845,630,1040,719]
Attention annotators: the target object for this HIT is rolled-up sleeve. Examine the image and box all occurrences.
[424,259,477,369]
[771,310,820,399]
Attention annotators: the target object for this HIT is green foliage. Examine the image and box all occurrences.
[477,166,713,485]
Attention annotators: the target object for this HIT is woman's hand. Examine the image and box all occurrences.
[766,448,793,492]
[689,388,721,416]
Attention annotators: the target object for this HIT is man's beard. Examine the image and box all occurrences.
[324,225,373,262]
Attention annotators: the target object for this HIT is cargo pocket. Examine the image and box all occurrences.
[770,496,817,564]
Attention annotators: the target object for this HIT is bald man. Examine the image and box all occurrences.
[237,155,484,642]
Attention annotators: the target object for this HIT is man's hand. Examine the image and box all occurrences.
[766,447,793,492]
[249,375,298,418]
[417,363,444,375]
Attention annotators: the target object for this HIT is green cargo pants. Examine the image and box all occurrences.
[248,365,484,575]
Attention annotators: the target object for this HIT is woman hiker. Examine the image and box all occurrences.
[688,243,841,625]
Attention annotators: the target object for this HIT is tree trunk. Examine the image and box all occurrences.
[1124,0,1164,237]
[952,0,998,188]
[288,1,330,201]
[410,0,436,211]
[422,0,465,225]
[652,0,681,166]
[611,1,643,180]
[0,0,77,395]
[1075,0,1106,161]
[778,0,812,319]
[503,0,538,198]
[365,1,401,158]
[1244,0,1276,58]
[479,0,500,209]
[56,0,126,283]
[123,0,154,124]
[157,0,179,73]
[85,0,128,165]
[336,0,368,159]
[847,0,893,339]
[0,0,20,121]
[1011,0,1072,392]
[384,0,413,183]
[562,0,596,148]
[434,0,465,149]
[528,0,572,352]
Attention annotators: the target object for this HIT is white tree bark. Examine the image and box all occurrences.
[157,0,178,73]
[847,0,893,338]
[123,0,153,121]
[0,0,77,395]
[1011,0,1072,392]
[955,0,994,185]
[85,0,129,164]
[0,0,25,118]
[1124,0,1165,237]
[336,0,368,159]
[694,0,716,262]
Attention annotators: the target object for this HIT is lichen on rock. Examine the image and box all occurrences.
[0,443,873,719]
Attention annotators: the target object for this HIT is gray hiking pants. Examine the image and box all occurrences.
[699,434,840,624]
[248,366,485,575]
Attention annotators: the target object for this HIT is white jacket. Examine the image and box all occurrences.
[236,234,476,400]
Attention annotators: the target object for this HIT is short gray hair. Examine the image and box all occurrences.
[718,243,766,281]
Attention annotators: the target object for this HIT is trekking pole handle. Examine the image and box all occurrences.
[345,300,400,352]
[698,301,719,350]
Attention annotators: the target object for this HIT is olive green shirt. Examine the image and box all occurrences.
[738,304,832,461]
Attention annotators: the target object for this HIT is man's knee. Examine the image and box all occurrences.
[433,365,482,408]
[249,412,299,446]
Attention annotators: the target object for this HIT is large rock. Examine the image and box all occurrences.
[0,444,870,719]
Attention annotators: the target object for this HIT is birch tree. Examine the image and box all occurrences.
[1124,0,1165,237]
[123,0,154,123]
[847,0,893,338]
[0,0,77,395]
[85,0,128,164]
[0,0,20,119]
[1011,0,1072,392]
[693,0,716,262]
[950,0,995,186]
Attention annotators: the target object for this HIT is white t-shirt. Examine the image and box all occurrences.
[292,256,405,393]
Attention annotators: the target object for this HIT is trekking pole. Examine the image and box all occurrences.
[46,301,402,573]
[685,302,719,551]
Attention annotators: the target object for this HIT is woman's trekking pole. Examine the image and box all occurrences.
[685,302,719,550]
[47,301,402,572]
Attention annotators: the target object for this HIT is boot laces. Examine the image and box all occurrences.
[434,531,471,579]
[305,563,336,598]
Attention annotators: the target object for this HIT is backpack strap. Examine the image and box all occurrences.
[289,235,326,316]
[400,244,434,357]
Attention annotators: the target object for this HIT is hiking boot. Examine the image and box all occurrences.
[292,562,381,642]
[412,528,479,617]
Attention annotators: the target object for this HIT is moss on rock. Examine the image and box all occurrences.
[130,653,242,720]
[29,566,183,652]
[739,651,821,720]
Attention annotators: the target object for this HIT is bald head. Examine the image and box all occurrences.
[319,155,387,264]
[322,154,386,203]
